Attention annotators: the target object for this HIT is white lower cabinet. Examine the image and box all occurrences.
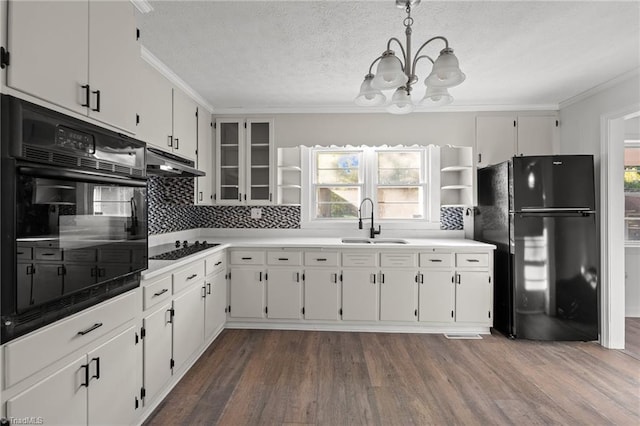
[304,268,340,320]
[229,267,265,318]
[172,283,205,373]
[6,326,139,426]
[341,269,378,321]
[267,268,303,319]
[205,269,228,340]
[418,270,456,323]
[142,302,172,405]
[379,269,418,322]
[455,271,492,324]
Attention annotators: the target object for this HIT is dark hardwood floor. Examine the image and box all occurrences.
[144,329,640,425]
[625,317,640,361]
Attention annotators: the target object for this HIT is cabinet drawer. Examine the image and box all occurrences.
[143,275,172,310]
[380,253,416,267]
[267,251,302,266]
[99,249,131,263]
[4,291,136,388]
[173,261,205,294]
[230,250,265,265]
[304,252,339,267]
[342,252,377,267]
[419,253,452,268]
[16,247,32,260]
[205,251,226,276]
[456,253,489,268]
[34,248,62,261]
[64,249,96,262]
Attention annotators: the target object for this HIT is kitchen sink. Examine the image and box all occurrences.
[371,239,408,244]
[341,238,408,244]
[341,238,372,244]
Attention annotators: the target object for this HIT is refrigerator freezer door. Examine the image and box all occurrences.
[512,156,595,211]
[512,213,598,340]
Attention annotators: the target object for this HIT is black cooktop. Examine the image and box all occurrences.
[149,241,219,261]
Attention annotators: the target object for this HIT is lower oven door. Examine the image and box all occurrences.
[9,165,147,316]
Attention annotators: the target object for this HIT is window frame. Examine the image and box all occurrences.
[624,140,640,244]
[301,145,440,231]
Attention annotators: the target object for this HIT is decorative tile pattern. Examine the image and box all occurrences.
[440,206,464,230]
[147,176,301,235]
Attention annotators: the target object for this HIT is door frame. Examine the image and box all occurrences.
[600,104,640,348]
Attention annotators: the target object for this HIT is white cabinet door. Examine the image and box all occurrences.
[196,105,213,205]
[342,269,378,321]
[7,0,89,115]
[456,271,492,324]
[379,269,417,322]
[6,355,87,425]
[136,59,173,149]
[172,283,205,372]
[87,326,139,426]
[267,268,302,319]
[143,302,173,405]
[516,116,558,157]
[419,270,455,323]
[229,267,265,318]
[172,89,198,160]
[304,268,340,320]
[88,0,138,133]
[476,116,516,167]
[205,270,227,339]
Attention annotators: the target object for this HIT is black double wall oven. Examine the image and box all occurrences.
[1,95,148,343]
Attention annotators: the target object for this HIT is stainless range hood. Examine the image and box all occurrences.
[146,147,205,177]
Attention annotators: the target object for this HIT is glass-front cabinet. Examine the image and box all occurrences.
[215,118,273,205]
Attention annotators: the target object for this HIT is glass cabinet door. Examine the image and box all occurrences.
[216,120,244,203]
[247,119,273,203]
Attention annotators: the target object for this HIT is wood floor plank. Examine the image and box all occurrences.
[144,329,640,426]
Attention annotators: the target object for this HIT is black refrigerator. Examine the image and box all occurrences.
[475,155,599,341]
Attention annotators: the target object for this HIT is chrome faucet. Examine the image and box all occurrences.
[358,197,381,238]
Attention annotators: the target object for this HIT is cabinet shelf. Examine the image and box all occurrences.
[279,166,302,172]
[441,185,471,190]
[441,166,472,172]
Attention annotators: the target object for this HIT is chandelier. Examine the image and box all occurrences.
[355,0,465,114]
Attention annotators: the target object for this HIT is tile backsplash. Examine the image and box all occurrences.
[148,177,300,235]
[148,177,463,235]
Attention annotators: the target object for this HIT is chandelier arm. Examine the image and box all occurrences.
[410,36,449,76]
[411,54,434,78]
[386,37,407,70]
[367,55,385,75]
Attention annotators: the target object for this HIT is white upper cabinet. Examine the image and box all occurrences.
[476,114,558,168]
[171,89,198,160]
[6,0,139,133]
[136,60,173,149]
[196,105,213,205]
[215,118,274,205]
[516,116,559,157]
[476,116,517,168]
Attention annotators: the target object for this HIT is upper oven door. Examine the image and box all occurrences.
[14,165,147,312]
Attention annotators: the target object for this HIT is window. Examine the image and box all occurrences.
[376,150,425,219]
[313,150,363,219]
[306,146,433,227]
[625,141,640,242]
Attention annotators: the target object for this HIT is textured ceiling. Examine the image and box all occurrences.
[136,0,640,113]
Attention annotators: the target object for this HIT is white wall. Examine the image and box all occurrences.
[626,247,640,317]
[559,71,640,345]
[215,112,477,148]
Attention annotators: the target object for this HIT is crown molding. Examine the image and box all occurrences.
[131,0,153,14]
[211,103,559,115]
[559,68,640,110]
[140,46,214,113]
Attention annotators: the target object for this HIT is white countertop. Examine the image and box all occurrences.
[142,236,495,280]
